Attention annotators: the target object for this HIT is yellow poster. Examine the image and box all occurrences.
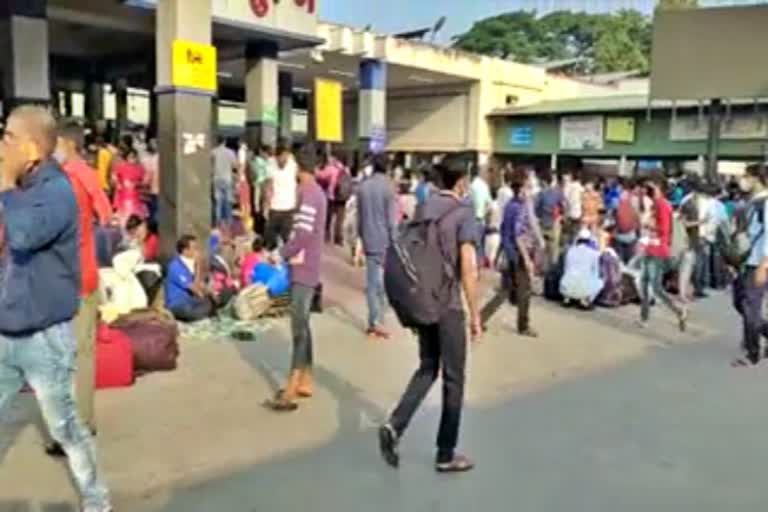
[172,40,217,92]
[605,117,635,143]
[315,78,343,143]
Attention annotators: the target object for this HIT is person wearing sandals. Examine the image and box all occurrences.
[637,175,688,332]
[265,145,326,411]
[731,164,768,368]
[378,162,482,473]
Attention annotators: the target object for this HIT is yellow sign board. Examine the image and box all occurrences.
[172,40,217,92]
[315,78,343,143]
[605,117,636,143]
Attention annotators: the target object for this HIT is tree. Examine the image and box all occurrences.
[453,10,652,74]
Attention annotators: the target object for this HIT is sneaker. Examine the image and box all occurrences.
[378,424,399,468]
[44,442,67,458]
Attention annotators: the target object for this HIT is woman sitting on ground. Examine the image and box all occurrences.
[560,228,605,308]
[240,235,267,288]
[125,215,160,262]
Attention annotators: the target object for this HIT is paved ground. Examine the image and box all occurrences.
[1,248,764,512]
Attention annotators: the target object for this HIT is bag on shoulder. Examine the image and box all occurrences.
[334,169,354,203]
[615,198,639,234]
[719,197,765,269]
[384,202,467,328]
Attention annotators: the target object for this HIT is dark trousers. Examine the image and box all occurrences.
[290,284,316,370]
[693,241,711,294]
[265,209,294,250]
[170,296,214,323]
[507,253,531,332]
[326,200,346,245]
[389,311,467,462]
[733,267,768,363]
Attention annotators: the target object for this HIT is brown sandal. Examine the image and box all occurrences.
[263,391,299,412]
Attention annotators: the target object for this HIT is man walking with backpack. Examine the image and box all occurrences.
[378,162,481,473]
[614,179,640,264]
[731,164,768,367]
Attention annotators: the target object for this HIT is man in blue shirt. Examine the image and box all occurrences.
[534,169,566,270]
[0,106,111,511]
[732,164,768,367]
[165,235,215,322]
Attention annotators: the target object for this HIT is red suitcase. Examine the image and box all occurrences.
[96,324,135,389]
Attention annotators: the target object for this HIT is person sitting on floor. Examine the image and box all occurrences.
[240,235,267,288]
[165,235,219,322]
[125,215,160,262]
[560,228,605,308]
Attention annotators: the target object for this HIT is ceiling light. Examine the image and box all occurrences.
[217,71,233,79]
[328,69,356,78]
[279,62,307,70]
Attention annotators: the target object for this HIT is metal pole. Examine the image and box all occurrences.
[705,98,722,185]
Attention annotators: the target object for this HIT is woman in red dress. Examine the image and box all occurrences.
[112,147,148,226]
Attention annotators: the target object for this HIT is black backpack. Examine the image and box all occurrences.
[718,197,765,269]
[334,169,354,203]
[384,202,467,328]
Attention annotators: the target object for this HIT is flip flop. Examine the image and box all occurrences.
[262,391,299,412]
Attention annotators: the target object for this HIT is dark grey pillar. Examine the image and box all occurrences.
[85,81,104,127]
[156,0,213,260]
[278,71,293,145]
[245,41,279,150]
[115,78,129,138]
[0,0,50,117]
[63,90,73,117]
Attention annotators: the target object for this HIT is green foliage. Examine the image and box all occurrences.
[453,9,657,74]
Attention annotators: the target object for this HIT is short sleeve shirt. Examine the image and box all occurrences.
[421,192,477,311]
[212,145,237,185]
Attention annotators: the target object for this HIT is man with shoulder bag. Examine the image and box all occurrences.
[728,164,768,367]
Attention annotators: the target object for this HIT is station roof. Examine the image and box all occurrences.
[489,94,768,117]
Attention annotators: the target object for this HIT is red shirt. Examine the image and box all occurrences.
[143,233,160,262]
[646,196,673,259]
[62,159,104,296]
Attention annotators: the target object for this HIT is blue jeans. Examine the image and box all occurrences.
[366,255,387,329]
[0,322,110,509]
[214,180,233,226]
[291,284,316,370]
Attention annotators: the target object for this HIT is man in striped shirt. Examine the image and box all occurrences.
[267,145,327,412]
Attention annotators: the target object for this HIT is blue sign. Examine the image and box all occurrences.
[509,126,533,147]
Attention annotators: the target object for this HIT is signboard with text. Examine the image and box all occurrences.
[670,113,768,141]
[605,117,635,143]
[560,115,604,151]
[213,0,317,38]
[509,126,533,147]
[172,40,217,92]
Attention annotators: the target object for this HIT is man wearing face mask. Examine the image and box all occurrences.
[0,106,112,511]
[731,164,768,367]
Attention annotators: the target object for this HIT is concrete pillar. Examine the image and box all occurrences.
[115,78,129,138]
[358,59,387,153]
[155,0,214,260]
[278,71,293,145]
[62,90,73,117]
[245,41,279,150]
[550,153,558,172]
[0,0,50,116]
[85,81,104,127]
[211,97,219,139]
[148,90,158,140]
[618,155,628,177]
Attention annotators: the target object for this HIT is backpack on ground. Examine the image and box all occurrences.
[384,202,468,328]
[334,169,354,203]
[718,197,765,269]
[234,284,272,321]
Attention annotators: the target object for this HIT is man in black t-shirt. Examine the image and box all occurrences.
[378,163,481,474]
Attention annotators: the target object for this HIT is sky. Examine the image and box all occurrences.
[319,0,764,43]
[319,1,655,42]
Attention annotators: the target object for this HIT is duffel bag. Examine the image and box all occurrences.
[111,313,179,373]
[234,284,271,320]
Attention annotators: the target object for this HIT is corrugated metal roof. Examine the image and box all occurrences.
[489,94,768,117]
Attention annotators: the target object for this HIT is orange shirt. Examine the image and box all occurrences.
[582,190,603,225]
[63,158,112,296]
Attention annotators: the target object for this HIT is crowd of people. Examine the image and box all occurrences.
[4,101,768,509]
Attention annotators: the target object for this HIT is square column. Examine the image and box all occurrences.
[358,59,387,153]
[278,71,293,145]
[85,81,104,126]
[245,41,279,149]
[115,78,129,138]
[0,0,50,115]
[155,0,214,260]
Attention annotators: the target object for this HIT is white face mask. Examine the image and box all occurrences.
[53,148,67,165]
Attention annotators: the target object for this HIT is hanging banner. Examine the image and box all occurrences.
[560,115,604,150]
[171,40,217,92]
[314,78,343,143]
[605,117,636,143]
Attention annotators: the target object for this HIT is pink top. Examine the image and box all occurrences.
[113,160,148,218]
[240,252,264,288]
[315,159,344,201]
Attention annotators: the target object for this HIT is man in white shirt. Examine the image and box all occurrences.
[694,189,716,297]
[212,137,239,228]
[562,171,584,245]
[470,169,492,267]
[265,143,298,249]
